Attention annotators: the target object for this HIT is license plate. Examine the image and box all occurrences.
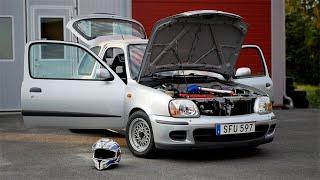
[216,122,255,135]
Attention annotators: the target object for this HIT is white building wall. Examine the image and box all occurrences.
[78,0,131,18]
[0,0,25,110]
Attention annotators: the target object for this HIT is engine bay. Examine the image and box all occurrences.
[141,76,261,116]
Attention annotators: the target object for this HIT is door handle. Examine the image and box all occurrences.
[30,87,42,93]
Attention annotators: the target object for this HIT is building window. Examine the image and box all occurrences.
[40,17,64,59]
[0,17,14,60]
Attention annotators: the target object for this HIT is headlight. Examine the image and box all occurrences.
[169,99,200,118]
[254,96,272,114]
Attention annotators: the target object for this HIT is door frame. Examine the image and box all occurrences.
[24,40,119,80]
[237,44,271,79]
[27,5,73,41]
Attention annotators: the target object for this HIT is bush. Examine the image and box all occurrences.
[295,84,320,108]
[286,0,320,85]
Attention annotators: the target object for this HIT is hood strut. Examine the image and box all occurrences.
[186,26,201,62]
[150,26,192,67]
[209,25,224,66]
[191,25,222,64]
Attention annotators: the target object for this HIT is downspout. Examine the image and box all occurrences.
[73,0,79,43]
[74,0,79,16]
[25,0,28,42]
[120,0,131,18]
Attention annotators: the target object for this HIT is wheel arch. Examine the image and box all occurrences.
[126,107,156,157]
[129,107,147,117]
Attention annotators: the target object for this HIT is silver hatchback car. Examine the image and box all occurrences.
[22,10,276,157]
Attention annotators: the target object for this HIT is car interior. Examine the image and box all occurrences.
[102,47,127,83]
[111,54,127,83]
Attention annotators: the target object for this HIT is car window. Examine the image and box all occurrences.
[236,47,266,77]
[128,44,146,80]
[29,42,107,80]
[74,18,146,40]
[103,47,124,65]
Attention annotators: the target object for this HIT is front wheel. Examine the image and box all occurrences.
[126,111,155,158]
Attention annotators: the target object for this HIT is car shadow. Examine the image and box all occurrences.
[69,129,125,138]
[155,147,269,161]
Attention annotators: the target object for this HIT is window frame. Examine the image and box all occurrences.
[233,46,267,79]
[28,41,111,81]
[0,15,15,62]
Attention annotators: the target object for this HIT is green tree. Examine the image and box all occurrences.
[286,0,320,85]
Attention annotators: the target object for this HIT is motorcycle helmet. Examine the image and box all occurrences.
[92,138,121,170]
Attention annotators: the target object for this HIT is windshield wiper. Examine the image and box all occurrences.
[142,72,222,81]
[142,74,168,79]
[167,73,220,80]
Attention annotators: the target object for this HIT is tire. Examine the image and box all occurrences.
[126,111,156,158]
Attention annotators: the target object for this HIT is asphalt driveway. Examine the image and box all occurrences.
[0,109,319,180]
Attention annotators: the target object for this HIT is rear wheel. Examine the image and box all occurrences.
[126,111,155,158]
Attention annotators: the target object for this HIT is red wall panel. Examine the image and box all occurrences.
[132,0,271,74]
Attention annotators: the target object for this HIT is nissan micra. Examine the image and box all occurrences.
[22,10,276,157]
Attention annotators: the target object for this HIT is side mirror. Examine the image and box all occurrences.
[235,67,251,77]
[96,68,114,81]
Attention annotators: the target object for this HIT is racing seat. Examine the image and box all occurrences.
[111,54,127,83]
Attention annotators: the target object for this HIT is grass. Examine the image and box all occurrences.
[295,84,320,108]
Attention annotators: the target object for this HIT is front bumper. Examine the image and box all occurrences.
[149,112,276,150]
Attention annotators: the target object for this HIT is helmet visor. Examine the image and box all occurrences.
[94,149,116,159]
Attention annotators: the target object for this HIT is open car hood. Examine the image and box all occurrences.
[66,14,146,47]
[138,10,248,81]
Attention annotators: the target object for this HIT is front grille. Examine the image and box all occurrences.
[193,125,269,143]
[195,99,255,116]
[230,100,254,115]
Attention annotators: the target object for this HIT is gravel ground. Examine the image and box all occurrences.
[0,109,319,180]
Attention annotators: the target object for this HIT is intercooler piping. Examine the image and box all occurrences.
[187,84,234,95]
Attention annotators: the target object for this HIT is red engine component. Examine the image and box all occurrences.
[178,93,215,99]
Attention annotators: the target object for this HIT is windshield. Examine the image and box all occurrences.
[128,44,147,79]
[73,18,146,40]
[157,70,225,80]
